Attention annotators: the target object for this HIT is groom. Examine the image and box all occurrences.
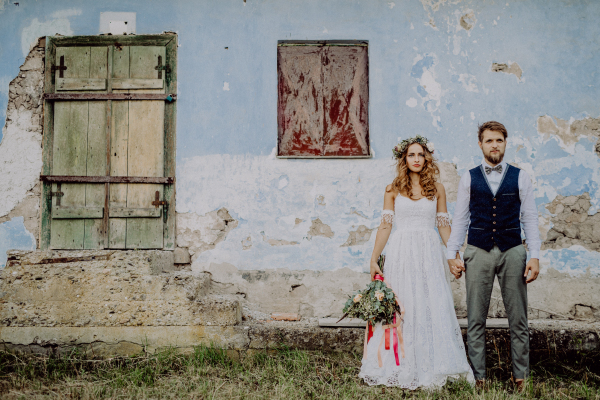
[447,121,541,388]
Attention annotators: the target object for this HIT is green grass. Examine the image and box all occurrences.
[0,346,598,399]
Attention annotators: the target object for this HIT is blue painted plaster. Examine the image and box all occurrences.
[0,217,36,268]
[1,0,600,273]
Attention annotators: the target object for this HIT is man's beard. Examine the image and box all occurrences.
[484,150,504,165]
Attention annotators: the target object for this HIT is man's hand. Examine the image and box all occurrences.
[370,260,383,281]
[448,257,465,279]
[524,258,539,284]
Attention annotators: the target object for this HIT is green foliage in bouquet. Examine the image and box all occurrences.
[339,255,400,326]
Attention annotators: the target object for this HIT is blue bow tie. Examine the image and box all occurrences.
[485,165,503,175]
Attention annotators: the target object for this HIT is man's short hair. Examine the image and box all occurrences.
[478,121,508,142]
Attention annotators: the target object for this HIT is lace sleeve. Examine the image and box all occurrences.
[436,212,451,227]
[381,210,395,225]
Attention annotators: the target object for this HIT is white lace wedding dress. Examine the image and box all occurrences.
[359,195,475,390]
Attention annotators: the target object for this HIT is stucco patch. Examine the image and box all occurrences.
[459,10,476,30]
[307,218,334,239]
[491,62,522,80]
[261,232,299,246]
[176,208,239,259]
[340,225,373,247]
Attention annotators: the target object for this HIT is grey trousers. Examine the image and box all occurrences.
[463,244,529,380]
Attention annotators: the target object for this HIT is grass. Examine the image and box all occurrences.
[0,345,599,399]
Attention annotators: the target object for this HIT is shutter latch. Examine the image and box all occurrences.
[155,56,171,79]
[152,191,169,222]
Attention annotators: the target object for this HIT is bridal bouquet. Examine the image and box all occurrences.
[339,255,400,325]
[339,255,405,366]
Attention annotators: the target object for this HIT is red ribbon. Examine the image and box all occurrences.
[363,274,405,367]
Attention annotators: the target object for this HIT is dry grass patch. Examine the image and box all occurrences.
[0,346,598,399]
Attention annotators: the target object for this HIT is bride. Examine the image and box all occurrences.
[359,135,475,390]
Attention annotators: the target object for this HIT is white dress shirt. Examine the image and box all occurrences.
[446,159,541,259]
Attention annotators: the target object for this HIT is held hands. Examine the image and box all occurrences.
[370,259,383,281]
[524,258,540,284]
[448,254,465,279]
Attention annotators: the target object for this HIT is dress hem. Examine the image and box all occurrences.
[358,371,475,391]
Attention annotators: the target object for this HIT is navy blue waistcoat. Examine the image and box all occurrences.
[468,164,522,252]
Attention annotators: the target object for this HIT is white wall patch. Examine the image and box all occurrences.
[99,12,136,35]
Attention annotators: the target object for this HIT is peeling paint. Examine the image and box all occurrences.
[261,232,299,246]
[0,39,44,245]
[176,208,239,260]
[459,10,476,31]
[0,217,36,268]
[491,62,523,80]
[341,225,373,247]
[538,115,600,151]
[307,218,334,239]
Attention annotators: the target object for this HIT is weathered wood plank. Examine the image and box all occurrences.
[109,45,130,249]
[103,46,113,248]
[56,78,106,91]
[277,46,324,156]
[126,46,165,249]
[41,37,57,249]
[52,34,175,48]
[41,175,173,184]
[51,47,90,249]
[52,207,104,219]
[112,78,163,90]
[109,208,161,218]
[322,46,369,157]
[43,93,176,100]
[84,46,108,249]
[163,35,177,249]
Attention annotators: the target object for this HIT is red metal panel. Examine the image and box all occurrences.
[277,46,323,156]
[322,46,369,156]
[277,44,369,157]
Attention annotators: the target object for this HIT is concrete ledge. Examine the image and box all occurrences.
[1,320,598,357]
[0,325,250,354]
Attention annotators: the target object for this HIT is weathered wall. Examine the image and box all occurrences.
[1,1,599,322]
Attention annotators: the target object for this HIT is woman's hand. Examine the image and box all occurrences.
[370,260,383,281]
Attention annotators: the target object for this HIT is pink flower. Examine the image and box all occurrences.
[353,294,362,303]
[375,291,384,302]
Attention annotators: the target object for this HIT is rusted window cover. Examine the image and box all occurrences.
[277,41,369,158]
[41,175,174,184]
[43,93,176,101]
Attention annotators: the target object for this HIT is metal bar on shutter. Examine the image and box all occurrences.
[41,175,174,184]
[43,93,176,101]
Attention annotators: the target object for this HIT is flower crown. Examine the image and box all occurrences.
[392,135,434,159]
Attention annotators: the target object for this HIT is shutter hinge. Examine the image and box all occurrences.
[51,55,67,78]
[49,183,64,206]
[155,56,171,79]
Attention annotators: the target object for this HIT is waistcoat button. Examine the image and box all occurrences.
[493,214,496,217]
[493,198,497,201]
[493,206,496,209]
[493,229,496,232]
[493,221,496,225]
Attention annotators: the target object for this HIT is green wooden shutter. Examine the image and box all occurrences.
[41,35,177,250]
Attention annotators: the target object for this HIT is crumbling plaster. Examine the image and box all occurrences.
[177,153,461,273]
[0,38,45,266]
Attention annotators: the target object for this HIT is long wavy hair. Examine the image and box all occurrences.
[389,143,440,200]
